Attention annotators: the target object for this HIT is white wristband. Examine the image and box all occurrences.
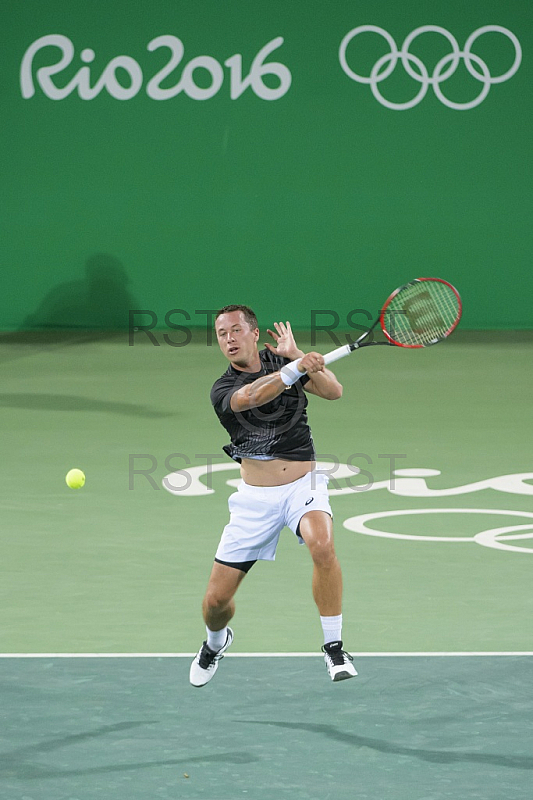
[280,358,306,387]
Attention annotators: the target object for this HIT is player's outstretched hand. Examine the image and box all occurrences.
[299,352,325,374]
[265,321,301,360]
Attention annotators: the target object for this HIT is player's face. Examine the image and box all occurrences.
[215,311,259,366]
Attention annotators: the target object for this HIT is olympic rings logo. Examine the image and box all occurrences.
[339,25,522,110]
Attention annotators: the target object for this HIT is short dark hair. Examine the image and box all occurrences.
[215,305,258,330]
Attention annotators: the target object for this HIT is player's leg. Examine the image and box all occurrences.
[298,510,357,681]
[298,510,342,616]
[202,560,249,633]
[190,480,283,687]
[190,560,253,688]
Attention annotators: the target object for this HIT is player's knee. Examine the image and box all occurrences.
[203,589,232,613]
[308,538,336,568]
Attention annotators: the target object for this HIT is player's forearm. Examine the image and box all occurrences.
[306,368,343,400]
[230,373,286,412]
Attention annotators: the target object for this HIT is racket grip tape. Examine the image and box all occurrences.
[323,344,353,366]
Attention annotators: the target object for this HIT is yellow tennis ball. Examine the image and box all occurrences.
[66,468,85,489]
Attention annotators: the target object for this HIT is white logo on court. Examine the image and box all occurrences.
[339,25,522,110]
[343,508,533,555]
[163,464,533,555]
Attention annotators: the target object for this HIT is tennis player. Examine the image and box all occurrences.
[190,305,357,686]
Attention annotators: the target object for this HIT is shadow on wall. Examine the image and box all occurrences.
[21,253,139,330]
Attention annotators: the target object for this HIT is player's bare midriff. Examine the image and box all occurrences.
[240,458,316,487]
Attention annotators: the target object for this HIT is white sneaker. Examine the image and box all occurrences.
[189,628,234,687]
[322,640,358,681]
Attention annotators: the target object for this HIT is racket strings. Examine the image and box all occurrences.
[383,280,460,346]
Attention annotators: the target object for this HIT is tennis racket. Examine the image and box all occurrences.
[323,277,462,365]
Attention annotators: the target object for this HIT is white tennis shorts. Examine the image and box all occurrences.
[215,470,332,563]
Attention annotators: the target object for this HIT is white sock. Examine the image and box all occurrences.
[320,614,342,645]
[206,626,227,652]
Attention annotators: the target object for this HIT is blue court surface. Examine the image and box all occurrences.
[1,654,532,800]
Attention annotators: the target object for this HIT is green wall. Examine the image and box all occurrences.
[1,1,532,330]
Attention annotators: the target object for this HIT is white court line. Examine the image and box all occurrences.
[0,652,532,658]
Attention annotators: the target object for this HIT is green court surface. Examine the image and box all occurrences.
[1,330,532,653]
[1,331,532,799]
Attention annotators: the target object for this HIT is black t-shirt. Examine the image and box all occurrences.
[210,349,316,463]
